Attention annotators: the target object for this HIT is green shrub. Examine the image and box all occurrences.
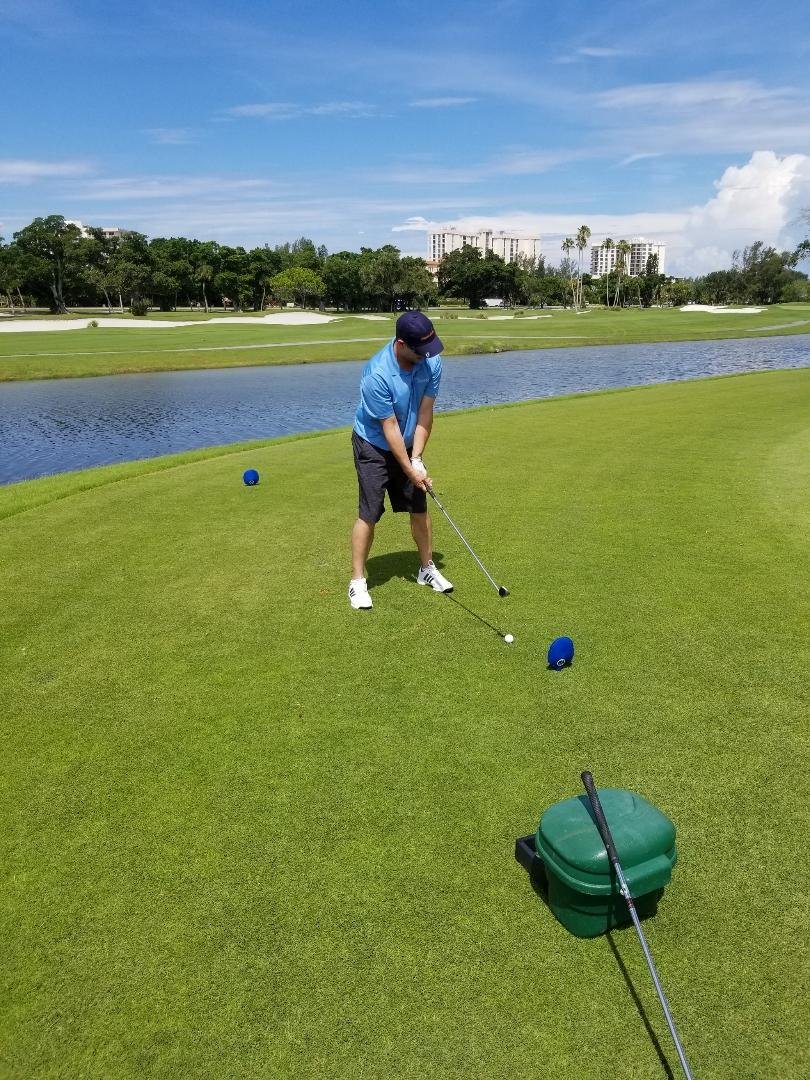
[455,340,506,355]
[130,299,149,316]
[88,319,98,328]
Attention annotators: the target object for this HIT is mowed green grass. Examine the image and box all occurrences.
[1,303,809,380]
[1,370,808,1079]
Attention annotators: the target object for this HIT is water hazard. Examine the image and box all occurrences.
[1,335,808,485]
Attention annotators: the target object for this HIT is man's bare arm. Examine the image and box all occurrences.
[381,415,431,490]
[411,395,435,460]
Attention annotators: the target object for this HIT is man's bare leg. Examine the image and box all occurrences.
[351,518,375,580]
[410,511,433,568]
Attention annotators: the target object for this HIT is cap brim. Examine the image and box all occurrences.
[413,333,444,358]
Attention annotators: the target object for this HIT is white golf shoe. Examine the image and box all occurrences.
[417,561,454,593]
[348,577,373,610]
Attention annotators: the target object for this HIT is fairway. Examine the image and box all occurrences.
[1,303,809,381]
[1,370,809,1078]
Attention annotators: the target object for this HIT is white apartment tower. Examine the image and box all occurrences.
[590,238,666,277]
[428,228,540,265]
[66,220,125,240]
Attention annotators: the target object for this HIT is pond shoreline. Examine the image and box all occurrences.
[1,307,809,383]
[2,335,808,486]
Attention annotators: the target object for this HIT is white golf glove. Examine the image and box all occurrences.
[410,456,427,479]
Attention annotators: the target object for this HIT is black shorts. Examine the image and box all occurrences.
[352,431,427,523]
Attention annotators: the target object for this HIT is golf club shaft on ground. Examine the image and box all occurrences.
[425,484,504,595]
[581,772,694,1080]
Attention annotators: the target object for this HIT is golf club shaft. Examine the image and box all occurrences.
[425,486,501,593]
[581,772,694,1080]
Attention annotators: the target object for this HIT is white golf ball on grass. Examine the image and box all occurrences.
[504,634,514,644]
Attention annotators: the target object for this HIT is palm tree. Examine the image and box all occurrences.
[561,237,576,308]
[575,225,591,310]
[613,240,631,307]
[195,264,213,312]
[601,238,614,307]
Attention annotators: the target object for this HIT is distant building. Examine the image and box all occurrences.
[66,219,125,240]
[427,228,540,275]
[590,238,666,277]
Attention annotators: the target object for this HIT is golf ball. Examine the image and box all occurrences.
[504,634,514,644]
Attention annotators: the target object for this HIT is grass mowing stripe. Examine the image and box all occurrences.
[0,336,388,359]
[1,369,808,1078]
[0,428,345,523]
[2,304,809,381]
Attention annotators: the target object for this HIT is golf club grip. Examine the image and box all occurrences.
[581,771,622,869]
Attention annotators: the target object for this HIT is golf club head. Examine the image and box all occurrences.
[498,586,510,597]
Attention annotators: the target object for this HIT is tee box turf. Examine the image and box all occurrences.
[515,788,678,938]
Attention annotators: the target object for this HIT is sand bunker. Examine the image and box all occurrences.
[680,305,763,314]
[0,311,340,333]
[448,314,552,322]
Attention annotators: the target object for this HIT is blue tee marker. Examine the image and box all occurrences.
[243,469,260,486]
[548,636,574,669]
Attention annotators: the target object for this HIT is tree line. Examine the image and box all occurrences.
[0,216,437,315]
[0,214,807,314]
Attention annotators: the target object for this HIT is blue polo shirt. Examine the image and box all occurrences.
[353,340,442,451]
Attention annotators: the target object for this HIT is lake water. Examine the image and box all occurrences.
[1,335,808,485]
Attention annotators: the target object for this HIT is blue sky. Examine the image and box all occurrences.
[2,0,809,274]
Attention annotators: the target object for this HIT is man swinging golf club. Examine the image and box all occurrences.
[349,310,453,610]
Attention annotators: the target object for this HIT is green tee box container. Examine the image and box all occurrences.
[534,789,678,939]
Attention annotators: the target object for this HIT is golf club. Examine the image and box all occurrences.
[425,484,509,597]
[443,592,514,644]
[581,771,694,1080]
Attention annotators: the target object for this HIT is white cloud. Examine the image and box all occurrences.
[223,101,378,120]
[618,153,663,167]
[376,148,585,186]
[555,44,633,64]
[0,159,92,184]
[73,175,280,201]
[577,46,629,58]
[596,79,793,110]
[591,78,810,157]
[144,128,197,145]
[16,182,488,251]
[678,150,810,273]
[409,97,476,108]
[394,209,684,242]
[392,152,810,276]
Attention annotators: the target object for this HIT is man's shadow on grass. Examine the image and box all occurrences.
[366,549,448,589]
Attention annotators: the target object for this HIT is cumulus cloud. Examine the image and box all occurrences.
[393,152,810,276]
[678,151,810,274]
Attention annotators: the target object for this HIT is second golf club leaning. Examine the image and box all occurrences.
[425,483,509,597]
[581,771,694,1079]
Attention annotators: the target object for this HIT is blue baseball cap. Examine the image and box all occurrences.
[395,310,444,358]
